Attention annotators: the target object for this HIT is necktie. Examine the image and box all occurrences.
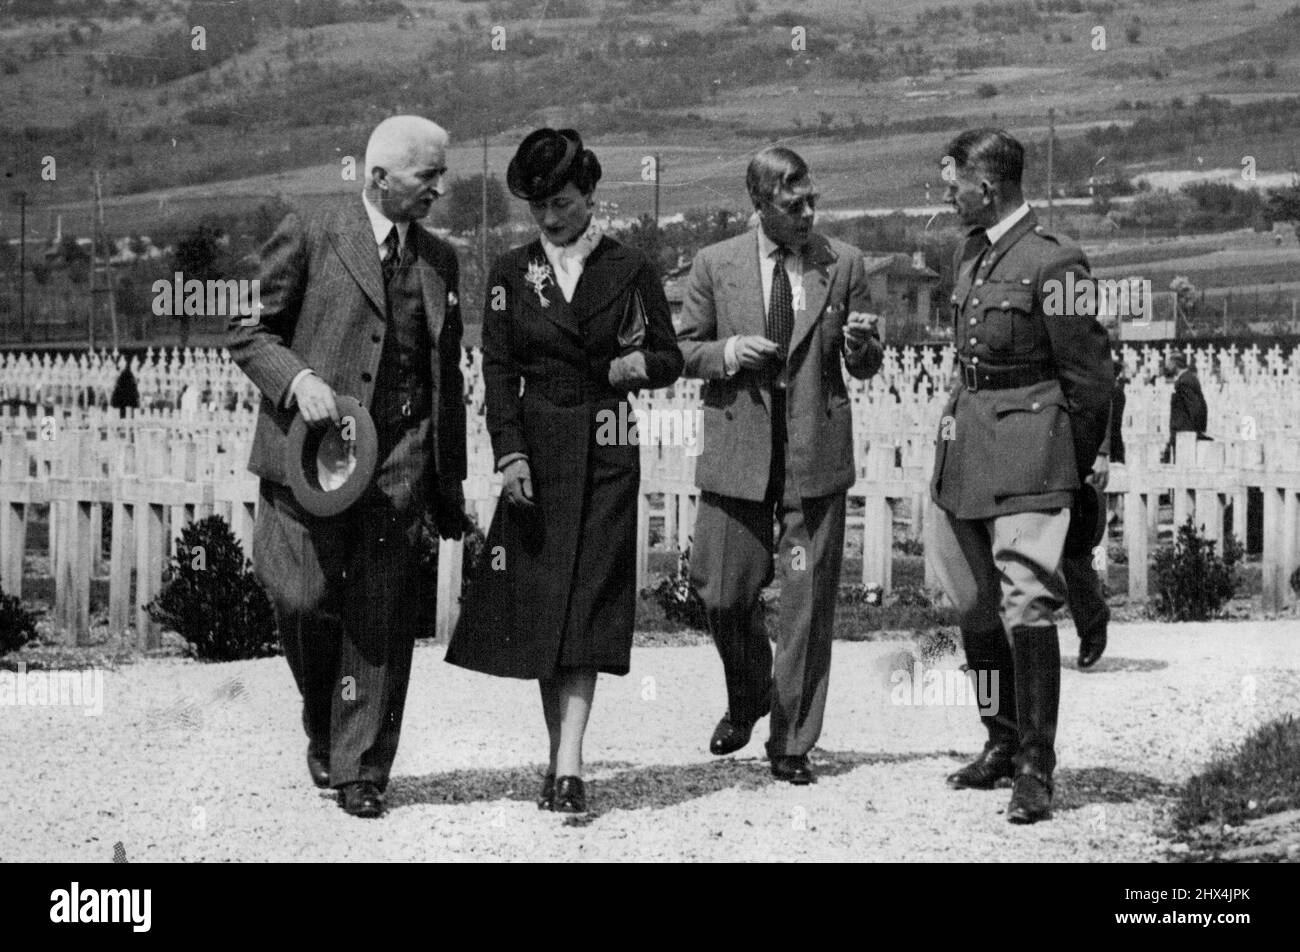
[381,225,400,284]
[767,247,794,363]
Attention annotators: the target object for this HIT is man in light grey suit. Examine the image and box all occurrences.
[228,115,467,818]
[677,147,883,783]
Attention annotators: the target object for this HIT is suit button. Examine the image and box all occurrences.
[971,356,980,364]
[1032,401,1041,410]
[371,333,381,343]
[361,372,372,382]
[724,410,734,420]
[969,337,978,345]
[971,297,980,305]
[969,317,978,326]
[975,278,984,285]
[1000,299,1011,307]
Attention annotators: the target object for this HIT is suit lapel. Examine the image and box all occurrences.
[979,208,1039,280]
[569,237,637,325]
[328,201,386,316]
[788,233,835,356]
[517,239,581,338]
[410,227,447,343]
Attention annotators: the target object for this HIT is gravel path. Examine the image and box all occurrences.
[3,621,1298,862]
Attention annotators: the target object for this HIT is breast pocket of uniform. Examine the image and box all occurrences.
[979,284,1036,356]
[991,389,1078,498]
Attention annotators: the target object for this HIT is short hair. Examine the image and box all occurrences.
[506,127,602,200]
[1168,351,1189,369]
[943,128,1024,188]
[364,115,448,180]
[746,147,809,205]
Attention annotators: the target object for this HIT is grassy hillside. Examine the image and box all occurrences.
[3,0,1300,245]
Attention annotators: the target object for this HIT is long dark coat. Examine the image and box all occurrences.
[446,235,683,679]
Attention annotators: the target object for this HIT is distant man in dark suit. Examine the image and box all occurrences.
[1164,350,1208,462]
[677,147,884,784]
[228,115,467,818]
[926,129,1112,823]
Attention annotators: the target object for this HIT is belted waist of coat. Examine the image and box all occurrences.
[959,361,1056,392]
[523,371,621,408]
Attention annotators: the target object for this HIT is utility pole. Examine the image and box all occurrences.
[480,135,488,283]
[1046,107,1055,230]
[653,152,661,233]
[16,191,27,343]
[95,170,118,351]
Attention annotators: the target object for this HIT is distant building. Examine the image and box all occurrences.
[861,249,940,339]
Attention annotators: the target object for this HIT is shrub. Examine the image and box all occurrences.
[0,588,37,656]
[1175,715,1300,831]
[975,82,998,98]
[1151,518,1243,621]
[147,516,279,661]
[642,545,709,631]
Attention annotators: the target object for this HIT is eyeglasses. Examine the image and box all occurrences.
[768,192,819,215]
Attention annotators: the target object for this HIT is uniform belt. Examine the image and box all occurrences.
[960,363,1055,392]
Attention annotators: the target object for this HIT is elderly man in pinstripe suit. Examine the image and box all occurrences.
[228,115,467,818]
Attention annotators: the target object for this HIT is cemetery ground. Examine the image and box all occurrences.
[3,528,1299,863]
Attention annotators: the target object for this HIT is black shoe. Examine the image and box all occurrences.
[337,781,384,818]
[1007,771,1053,824]
[553,776,587,814]
[770,754,813,785]
[1078,627,1107,669]
[307,751,330,789]
[537,773,556,811]
[709,711,758,755]
[946,744,1016,789]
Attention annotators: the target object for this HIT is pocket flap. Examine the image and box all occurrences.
[982,286,1034,311]
[992,392,1067,416]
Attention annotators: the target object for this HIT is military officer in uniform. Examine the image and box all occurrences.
[926,129,1113,823]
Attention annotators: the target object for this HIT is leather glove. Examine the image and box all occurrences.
[433,479,467,540]
[608,350,651,390]
[501,458,535,509]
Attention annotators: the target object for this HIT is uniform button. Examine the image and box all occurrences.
[950,294,958,303]
[969,337,978,346]
[1031,401,1041,410]
[1001,299,1011,307]
[971,356,980,364]
[969,317,978,326]
[975,278,984,285]
[361,372,372,382]
[971,297,979,305]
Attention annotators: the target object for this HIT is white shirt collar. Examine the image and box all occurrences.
[984,201,1031,248]
[362,192,408,250]
[540,215,602,268]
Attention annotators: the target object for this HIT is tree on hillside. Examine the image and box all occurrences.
[442,174,509,235]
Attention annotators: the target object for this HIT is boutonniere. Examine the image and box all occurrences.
[447,291,458,307]
[524,260,553,307]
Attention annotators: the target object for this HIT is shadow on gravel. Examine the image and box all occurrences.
[385,749,950,817]
[1051,766,1181,813]
[1062,657,1169,673]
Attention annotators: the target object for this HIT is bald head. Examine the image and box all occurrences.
[364,115,450,222]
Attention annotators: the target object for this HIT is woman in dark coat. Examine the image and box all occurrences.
[446,128,683,813]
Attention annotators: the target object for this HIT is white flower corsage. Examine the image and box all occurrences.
[524,260,553,307]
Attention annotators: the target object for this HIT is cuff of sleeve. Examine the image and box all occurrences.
[284,368,316,410]
[723,336,740,376]
[496,452,528,472]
